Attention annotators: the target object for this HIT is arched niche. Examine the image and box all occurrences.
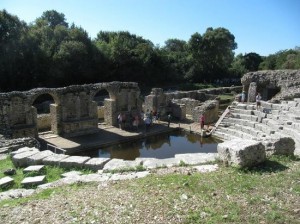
[92,88,111,123]
[30,92,59,133]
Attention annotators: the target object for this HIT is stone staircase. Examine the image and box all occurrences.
[214,98,300,156]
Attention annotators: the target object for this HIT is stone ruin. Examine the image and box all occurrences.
[241,69,300,103]
[144,86,241,122]
[0,82,142,139]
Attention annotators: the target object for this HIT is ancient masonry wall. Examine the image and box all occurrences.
[144,86,241,121]
[241,70,300,102]
[0,82,141,138]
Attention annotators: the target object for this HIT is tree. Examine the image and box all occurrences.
[243,52,262,71]
[40,10,68,28]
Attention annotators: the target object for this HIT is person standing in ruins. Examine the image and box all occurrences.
[256,92,262,110]
[199,114,205,130]
[241,91,246,103]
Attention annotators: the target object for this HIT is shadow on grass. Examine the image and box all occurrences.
[241,160,289,174]
[240,155,300,174]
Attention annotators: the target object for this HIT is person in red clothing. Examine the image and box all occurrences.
[199,114,205,130]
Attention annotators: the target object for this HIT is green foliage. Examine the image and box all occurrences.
[259,48,300,70]
[1,9,299,92]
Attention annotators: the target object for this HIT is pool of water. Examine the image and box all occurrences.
[76,130,222,160]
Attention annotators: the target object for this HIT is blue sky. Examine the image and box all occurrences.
[1,0,299,56]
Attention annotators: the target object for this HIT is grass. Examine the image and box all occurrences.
[0,155,94,192]
[0,155,299,223]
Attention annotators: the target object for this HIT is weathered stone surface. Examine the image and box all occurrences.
[194,164,219,173]
[109,171,150,181]
[217,139,266,168]
[0,82,141,138]
[241,70,300,102]
[11,147,39,156]
[42,153,70,166]
[59,156,91,168]
[0,176,14,188]
[142,158,181,169]
[103,158,142,172]
[27,150,53,165]
[192,100,219,124]
[0,189,35,201]
[21,175,46,186]
[263,137,295,156]
[0,137,40,152]
[61,171,82,178]
[175,153,217,165]
[84,158,110,171]
[12,150,40,167]
[23,165,45,173]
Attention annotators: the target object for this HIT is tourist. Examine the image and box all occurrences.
[167,113,172,127]
[199,114,205,130]
[156,111,160,123]
[117,113,122,129]
[256,93,262,110]
[122,113,126,129]
[241,91,246,103]
[133,114,139,131]
[144,116,151,131]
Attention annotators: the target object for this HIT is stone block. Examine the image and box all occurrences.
[11,147,39,156]
[27,150,53,165]
[84,158,110,171]
[23,165,45,174]
[142,158,181,169]
[175,153,217,165]
[0,176,14,188]
[61,171,82,178]
[263,137,295,156]
[59,156,91,169]
[12,150,40,167]
[217,139,266,168]
[103,158,142,172]
[21,175,46,187]
[42,154,70,166]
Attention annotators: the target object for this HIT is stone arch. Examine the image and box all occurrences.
[29,90,60,134]
[92,88,110,122]
[28,90,60,107]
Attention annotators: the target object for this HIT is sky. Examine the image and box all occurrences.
[1,0,300,56]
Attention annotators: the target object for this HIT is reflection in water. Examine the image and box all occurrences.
[77,130,222,160]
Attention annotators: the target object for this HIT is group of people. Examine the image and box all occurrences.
[240,91,262,110]
[117,110,165,131]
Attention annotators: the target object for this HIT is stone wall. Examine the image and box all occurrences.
[37,114,51,131]
[192,100,219,124]
[0,82,141,138]
[241,70,300,102]
[144,86,240,120]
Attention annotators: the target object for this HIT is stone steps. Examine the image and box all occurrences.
[217,127,257,140]
[216,99,300,156]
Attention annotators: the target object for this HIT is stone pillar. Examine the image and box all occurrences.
[104,99,116,126]
[50,104,60,135]
[248,82,257,103]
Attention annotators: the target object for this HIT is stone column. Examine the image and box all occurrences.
[104,99,116,126]
[248,82,257,103]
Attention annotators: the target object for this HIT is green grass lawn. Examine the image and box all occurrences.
[0,155,299,223]
[0,155,93,191]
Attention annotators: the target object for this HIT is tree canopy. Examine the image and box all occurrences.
[0,10,299,92]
